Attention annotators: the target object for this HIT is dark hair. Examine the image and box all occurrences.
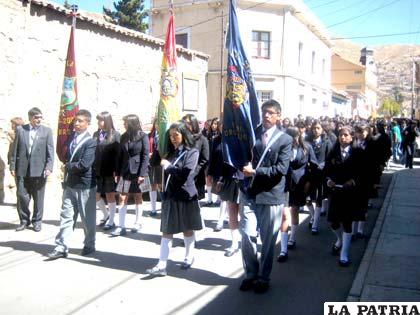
[261,99,281,113]
[286,126,309,155]
[210,117,221,135]
[28,107,42,119]
[165,120,195,156]
[123,114,143,142]
[76,109,92,122]
[182,114,200,134]
[96,111,116,141]
[296,120,306,129]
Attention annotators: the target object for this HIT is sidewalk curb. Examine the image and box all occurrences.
[346,172,398,302]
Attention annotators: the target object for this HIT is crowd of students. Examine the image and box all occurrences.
[6,104,419,293]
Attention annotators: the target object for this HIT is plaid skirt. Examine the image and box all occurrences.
[160,199,203,234]
[116,178,141,194]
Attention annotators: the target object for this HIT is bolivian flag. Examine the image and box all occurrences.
[157,12,180,157]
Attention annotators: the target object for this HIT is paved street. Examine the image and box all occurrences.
[0,159,418,315]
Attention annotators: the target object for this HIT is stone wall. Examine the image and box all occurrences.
[0,0,208,133]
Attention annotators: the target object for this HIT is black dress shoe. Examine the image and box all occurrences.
[311,227,319,235]
[47,250,68,260]
[81,247,95,256]
[239,278,257,291]
[331,244,341,256]
[254,280,270,294]
[287,240,296,249]
[356,232,365,239]
[33,223,42,232]
[98,216,109,227]
[224,248,239,257]
[277,252,288,263]
[181,257,194,270]
[339,259,350,267]
[103,223,115,231]
[15,223,28,232]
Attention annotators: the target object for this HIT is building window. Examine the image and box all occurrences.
[252,31,270,59]
[176,33,189,49]
[299,95,304,112]
[257,91,273,103]
[346,85,362,90]
[298,42,303,67]
[312,98,317,105]
[311,51,315,74]
[322,58,325,76]
[354,70,363,75]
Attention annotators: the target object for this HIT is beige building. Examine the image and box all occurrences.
[150,0,333,119]
[331,48,378,118]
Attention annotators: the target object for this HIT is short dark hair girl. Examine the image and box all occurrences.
[165,120,195,156]
[122,114,144,142]
[97,111,116,141]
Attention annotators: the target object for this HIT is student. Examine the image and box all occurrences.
[324,126,361,267]
[146,121,202,276]
[47,110,97,259]
[111,114,149,235]
[93,111,120,227]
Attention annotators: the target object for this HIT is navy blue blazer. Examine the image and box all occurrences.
[164,147,199,201]
[118,132,149,179]
[245,126,293,205]
[64,133,97,189]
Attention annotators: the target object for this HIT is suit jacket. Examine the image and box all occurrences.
[10,124,54,177]
[245,126,293,205]
[192,133,209,187]
[164,147,199,201]
[64,132,97,189]
[285,144,318,192]
[93,130,121,177]
[118,132,149,179]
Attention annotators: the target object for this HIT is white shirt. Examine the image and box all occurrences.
[262,125,277,146]
[29,125,40,154]
[340,145,350,159]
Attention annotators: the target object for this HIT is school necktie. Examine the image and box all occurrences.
[262,131,269,146]
[70,137,77,155]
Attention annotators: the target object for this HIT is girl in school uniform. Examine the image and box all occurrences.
[111,114,149,235]
[277,127,319,262]
[324,126,361,267]
[93,112,121,228]
[146,121,202,276]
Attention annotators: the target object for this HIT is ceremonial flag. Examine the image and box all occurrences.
[57,21,79,162]
[222,0,261,170]
[157,11,180,157]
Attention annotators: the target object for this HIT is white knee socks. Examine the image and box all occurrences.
[332,228,342,248]
[340,232,352,262]
[206,186,212,203]
[352,222,358,236]
[108,202,117,225]
[149,190,157,212]
[321,199,328,214]
[184,235,195,263]
[357,221,365,234]
[135,204,143,225]
[289,224,298,242]
[216,201,226,229]
[157,237,172,269]
[118,204,127,228]
[280,232,289,254]
[307,203,315,222]
[96,199,108,219]
[230,228,241,249]
[312,207,321,229]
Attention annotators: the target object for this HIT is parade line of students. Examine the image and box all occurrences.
[8,102,418,294]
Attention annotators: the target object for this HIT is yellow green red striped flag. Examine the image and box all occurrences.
[157,12,180,157]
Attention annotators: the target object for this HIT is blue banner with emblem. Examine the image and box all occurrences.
[222,0,261,170]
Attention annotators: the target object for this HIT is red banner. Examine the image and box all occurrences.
[57,25,79,162]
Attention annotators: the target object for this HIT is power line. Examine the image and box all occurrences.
[331,31,420,40]
[322,0,366,18]
[327,0,402,28]
[309,0,341,10]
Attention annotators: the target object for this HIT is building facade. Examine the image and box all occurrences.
[150,0,332,119]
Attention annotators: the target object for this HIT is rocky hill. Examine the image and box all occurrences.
[333,41,420,113]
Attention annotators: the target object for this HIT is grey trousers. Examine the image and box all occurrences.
[240,194,283,282]
[54,186,96,253]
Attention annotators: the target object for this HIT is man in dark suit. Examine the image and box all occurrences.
[10,107,54,232]
[239,99,292,294]
[47,109,97,259]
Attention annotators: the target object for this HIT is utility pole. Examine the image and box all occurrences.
[219,7,224,116]
[411,59,415,119]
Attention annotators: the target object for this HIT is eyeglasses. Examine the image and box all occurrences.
[262,110,279,116]
[32,115,43,120]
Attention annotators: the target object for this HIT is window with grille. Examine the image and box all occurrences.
[176,33,189,49]
[257,90,273,103]
[252,31,270,59]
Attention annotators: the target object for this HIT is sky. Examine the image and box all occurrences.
[58,0,420,46]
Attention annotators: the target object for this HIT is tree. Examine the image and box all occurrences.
[103,0,148,33]
[379,98,402,117]
[63,0,71,9]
